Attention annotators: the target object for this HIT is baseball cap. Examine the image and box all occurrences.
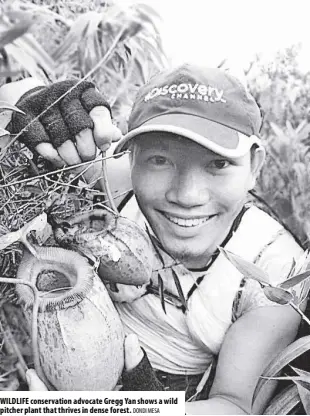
[114,63,263,159]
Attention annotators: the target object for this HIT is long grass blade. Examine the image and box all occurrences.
[0,102,24,114]
[145,226,165,267]
[253,335,310,407]
[295,382,310,414]
[219,247,271,285]
[52,13,91,61]
[14,34,55,70]
[262,384,300,415]
[158,273,166,314]
[263,286,293,305]
[171,268,187,311]
[279,271,310,290]
[291,368,310,414]
[291,366,310,382]
[0,18,33,49]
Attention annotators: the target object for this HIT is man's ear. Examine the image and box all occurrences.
[249,146,266,190]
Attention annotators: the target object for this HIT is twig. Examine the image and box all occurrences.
[289,301,310,326]
[0,151,128,190]
[98,151,118,214]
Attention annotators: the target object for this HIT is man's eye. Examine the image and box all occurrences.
[148,156,170,166]
[208,159,230,169]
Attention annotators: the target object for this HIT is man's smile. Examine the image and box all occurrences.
[158,210,217,228]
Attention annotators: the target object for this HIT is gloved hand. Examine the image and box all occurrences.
[7,80,122,184]
[121,334,164,391]
[26,334,163,392]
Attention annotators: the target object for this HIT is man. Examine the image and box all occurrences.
[0,64,306,414]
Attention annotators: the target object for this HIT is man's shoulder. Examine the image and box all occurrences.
[247,206,304,285]
[228,205,303,285]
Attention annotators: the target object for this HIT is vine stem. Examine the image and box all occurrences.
[98,151,118,215]
[0,277,54,390]
[289,301,310,326]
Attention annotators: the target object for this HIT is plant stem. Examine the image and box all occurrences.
[289,301,310,326]
[98,151,118,215]
[0,152,127,190]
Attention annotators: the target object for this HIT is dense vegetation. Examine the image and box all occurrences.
[0,1,310,413]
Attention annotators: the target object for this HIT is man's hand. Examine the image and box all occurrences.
[7,80,122,184]
[121,334,164,391]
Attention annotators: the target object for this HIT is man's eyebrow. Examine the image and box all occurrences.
[139,142,170,152]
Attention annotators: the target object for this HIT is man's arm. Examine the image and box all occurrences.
[186,304,302,415]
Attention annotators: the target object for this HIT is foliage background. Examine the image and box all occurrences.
[0,0,310,406]
[247,45,310,249]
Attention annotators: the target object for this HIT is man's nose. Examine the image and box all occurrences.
[165,168,210,207]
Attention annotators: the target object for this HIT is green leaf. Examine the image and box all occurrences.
[0,17,33,49]
[291,366,310,387]
[0,101,25,114]
[171,268,187,311]
[287,257,297,278]
[14,34,55,74]
[52,13,92,62]
[219,247,270,285]
[158,273,166,314]
[270,121,285,138]
[292,366,310,377]
[279,270,310,290]
[292,372,310,415]
[5,43,50,81]
[0,127,9,137]
[253,336,310,407]
[263,286,293,305]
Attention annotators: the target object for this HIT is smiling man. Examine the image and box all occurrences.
[0,64,307,414]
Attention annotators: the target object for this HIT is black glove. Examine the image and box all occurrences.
[7,80,121,175]
[121,348,164,391]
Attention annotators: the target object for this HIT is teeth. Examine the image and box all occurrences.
[164,213,211,227]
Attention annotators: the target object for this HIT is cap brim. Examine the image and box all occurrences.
[114,114,261,159]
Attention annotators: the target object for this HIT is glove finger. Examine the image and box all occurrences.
[60,97,93,137]
[81,87,111,114]
[8,113,51,152]
[75,128,97,161]
[40,103,72,149]
[89,106,122,151]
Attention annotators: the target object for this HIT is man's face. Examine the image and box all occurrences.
[130,133,261,269]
